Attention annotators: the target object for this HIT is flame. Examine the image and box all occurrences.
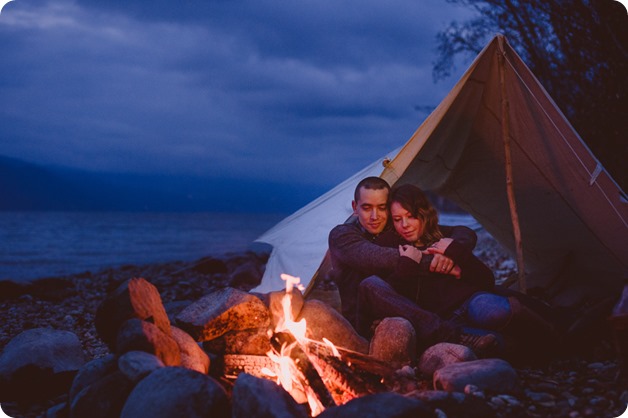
[322,337,341,359]
[264,274,326,416]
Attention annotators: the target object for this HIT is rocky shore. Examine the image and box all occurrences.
[0,231,626,417]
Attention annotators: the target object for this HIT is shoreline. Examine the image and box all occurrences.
[1,232,626,417]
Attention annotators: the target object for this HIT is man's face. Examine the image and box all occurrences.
[352,186,389,235]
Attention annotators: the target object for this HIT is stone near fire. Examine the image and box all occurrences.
[116,318,181,367]
[70,371,134,418]
[231,373,309,418]
[268,289,305,328]
[417,343,477,376]
[175,287,270,341]
[369,317,416,367]
[318,392,434,418]
[120,367,230,418]
[0,328,86,402]
[69,354,118,403]
[297,299,369,354]
[433,358,519,393]
[95,277,171,350]
[118,351,165,383]
[203,328,272,356]
[171,326,210,374]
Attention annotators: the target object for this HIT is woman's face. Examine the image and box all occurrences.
[391,201,424,243]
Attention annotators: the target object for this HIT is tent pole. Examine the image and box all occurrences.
[498,38,527,293]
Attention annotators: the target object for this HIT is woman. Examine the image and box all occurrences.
[380,184,541,337]
[372,184,510,331]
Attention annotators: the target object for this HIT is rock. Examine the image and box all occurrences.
[231,373,308,418]
[95,277,171,350]
[203,328,272,356]
[175,287,270,341]
[69,354,118,403]
[0,328,86,402]
[171,326,210,374]
[369,317,416,367]
[118,351,165,382]
[229,261,263,288]
[0,280,29,300]
[70,371,134,418]
[116,318,181,367]
[318,392,434,418]
[27,277,77,301]
[192,257,228,275]
[433,358,520,393]
[120,367,230,418]
[163,300,192,325]
[268,289,305,328]
[297,299,369,354]
[417,343,477,376]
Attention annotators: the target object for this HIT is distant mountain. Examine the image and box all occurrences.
[0,156,326,212]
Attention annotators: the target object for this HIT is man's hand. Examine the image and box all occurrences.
[399,245,422,264]
[429,253,455,274]
[425,237,454,255]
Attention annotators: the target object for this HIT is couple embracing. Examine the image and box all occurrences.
[328,176,559,359]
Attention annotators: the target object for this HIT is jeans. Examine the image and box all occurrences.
[452,292,513,331]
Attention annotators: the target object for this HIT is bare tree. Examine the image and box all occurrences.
[434,0,628,190]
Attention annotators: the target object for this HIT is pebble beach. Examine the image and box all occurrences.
[0,231,626,417]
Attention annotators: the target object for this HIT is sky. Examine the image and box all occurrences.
[0,0,475,196]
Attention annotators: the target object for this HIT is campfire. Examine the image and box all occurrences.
[219,274,394,416]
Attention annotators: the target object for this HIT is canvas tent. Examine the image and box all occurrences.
[251,35,627,308]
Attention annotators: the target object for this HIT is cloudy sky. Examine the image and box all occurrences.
[0,0,475,195]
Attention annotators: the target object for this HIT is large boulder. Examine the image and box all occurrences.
[433,358,520,393]
[297,299,369,354]
[120,367,230,418]
[116,318,181,367]
[369,317,416,367]
[95,277,171,350]
[231,373,308,418]
[176,287,270,341]
[0,328,85,401]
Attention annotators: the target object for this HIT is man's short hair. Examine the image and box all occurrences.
[354,177,391,202]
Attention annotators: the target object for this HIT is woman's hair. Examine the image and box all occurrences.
[390,184,443,245]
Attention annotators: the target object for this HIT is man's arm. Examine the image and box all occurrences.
[328,223,399,275]
[438,225,477,251]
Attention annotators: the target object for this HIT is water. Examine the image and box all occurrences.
[0,212,284,282]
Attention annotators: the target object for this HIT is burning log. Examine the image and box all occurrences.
[270,331,337,412]
[305,340,393,404]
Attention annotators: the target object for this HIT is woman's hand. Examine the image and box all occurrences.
[399,245,422,264]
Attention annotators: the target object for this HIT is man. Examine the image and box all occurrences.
[328,176,496,352]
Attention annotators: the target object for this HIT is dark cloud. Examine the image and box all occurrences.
[0,0,473,190]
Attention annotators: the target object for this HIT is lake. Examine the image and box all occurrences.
[0,211,284,282]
